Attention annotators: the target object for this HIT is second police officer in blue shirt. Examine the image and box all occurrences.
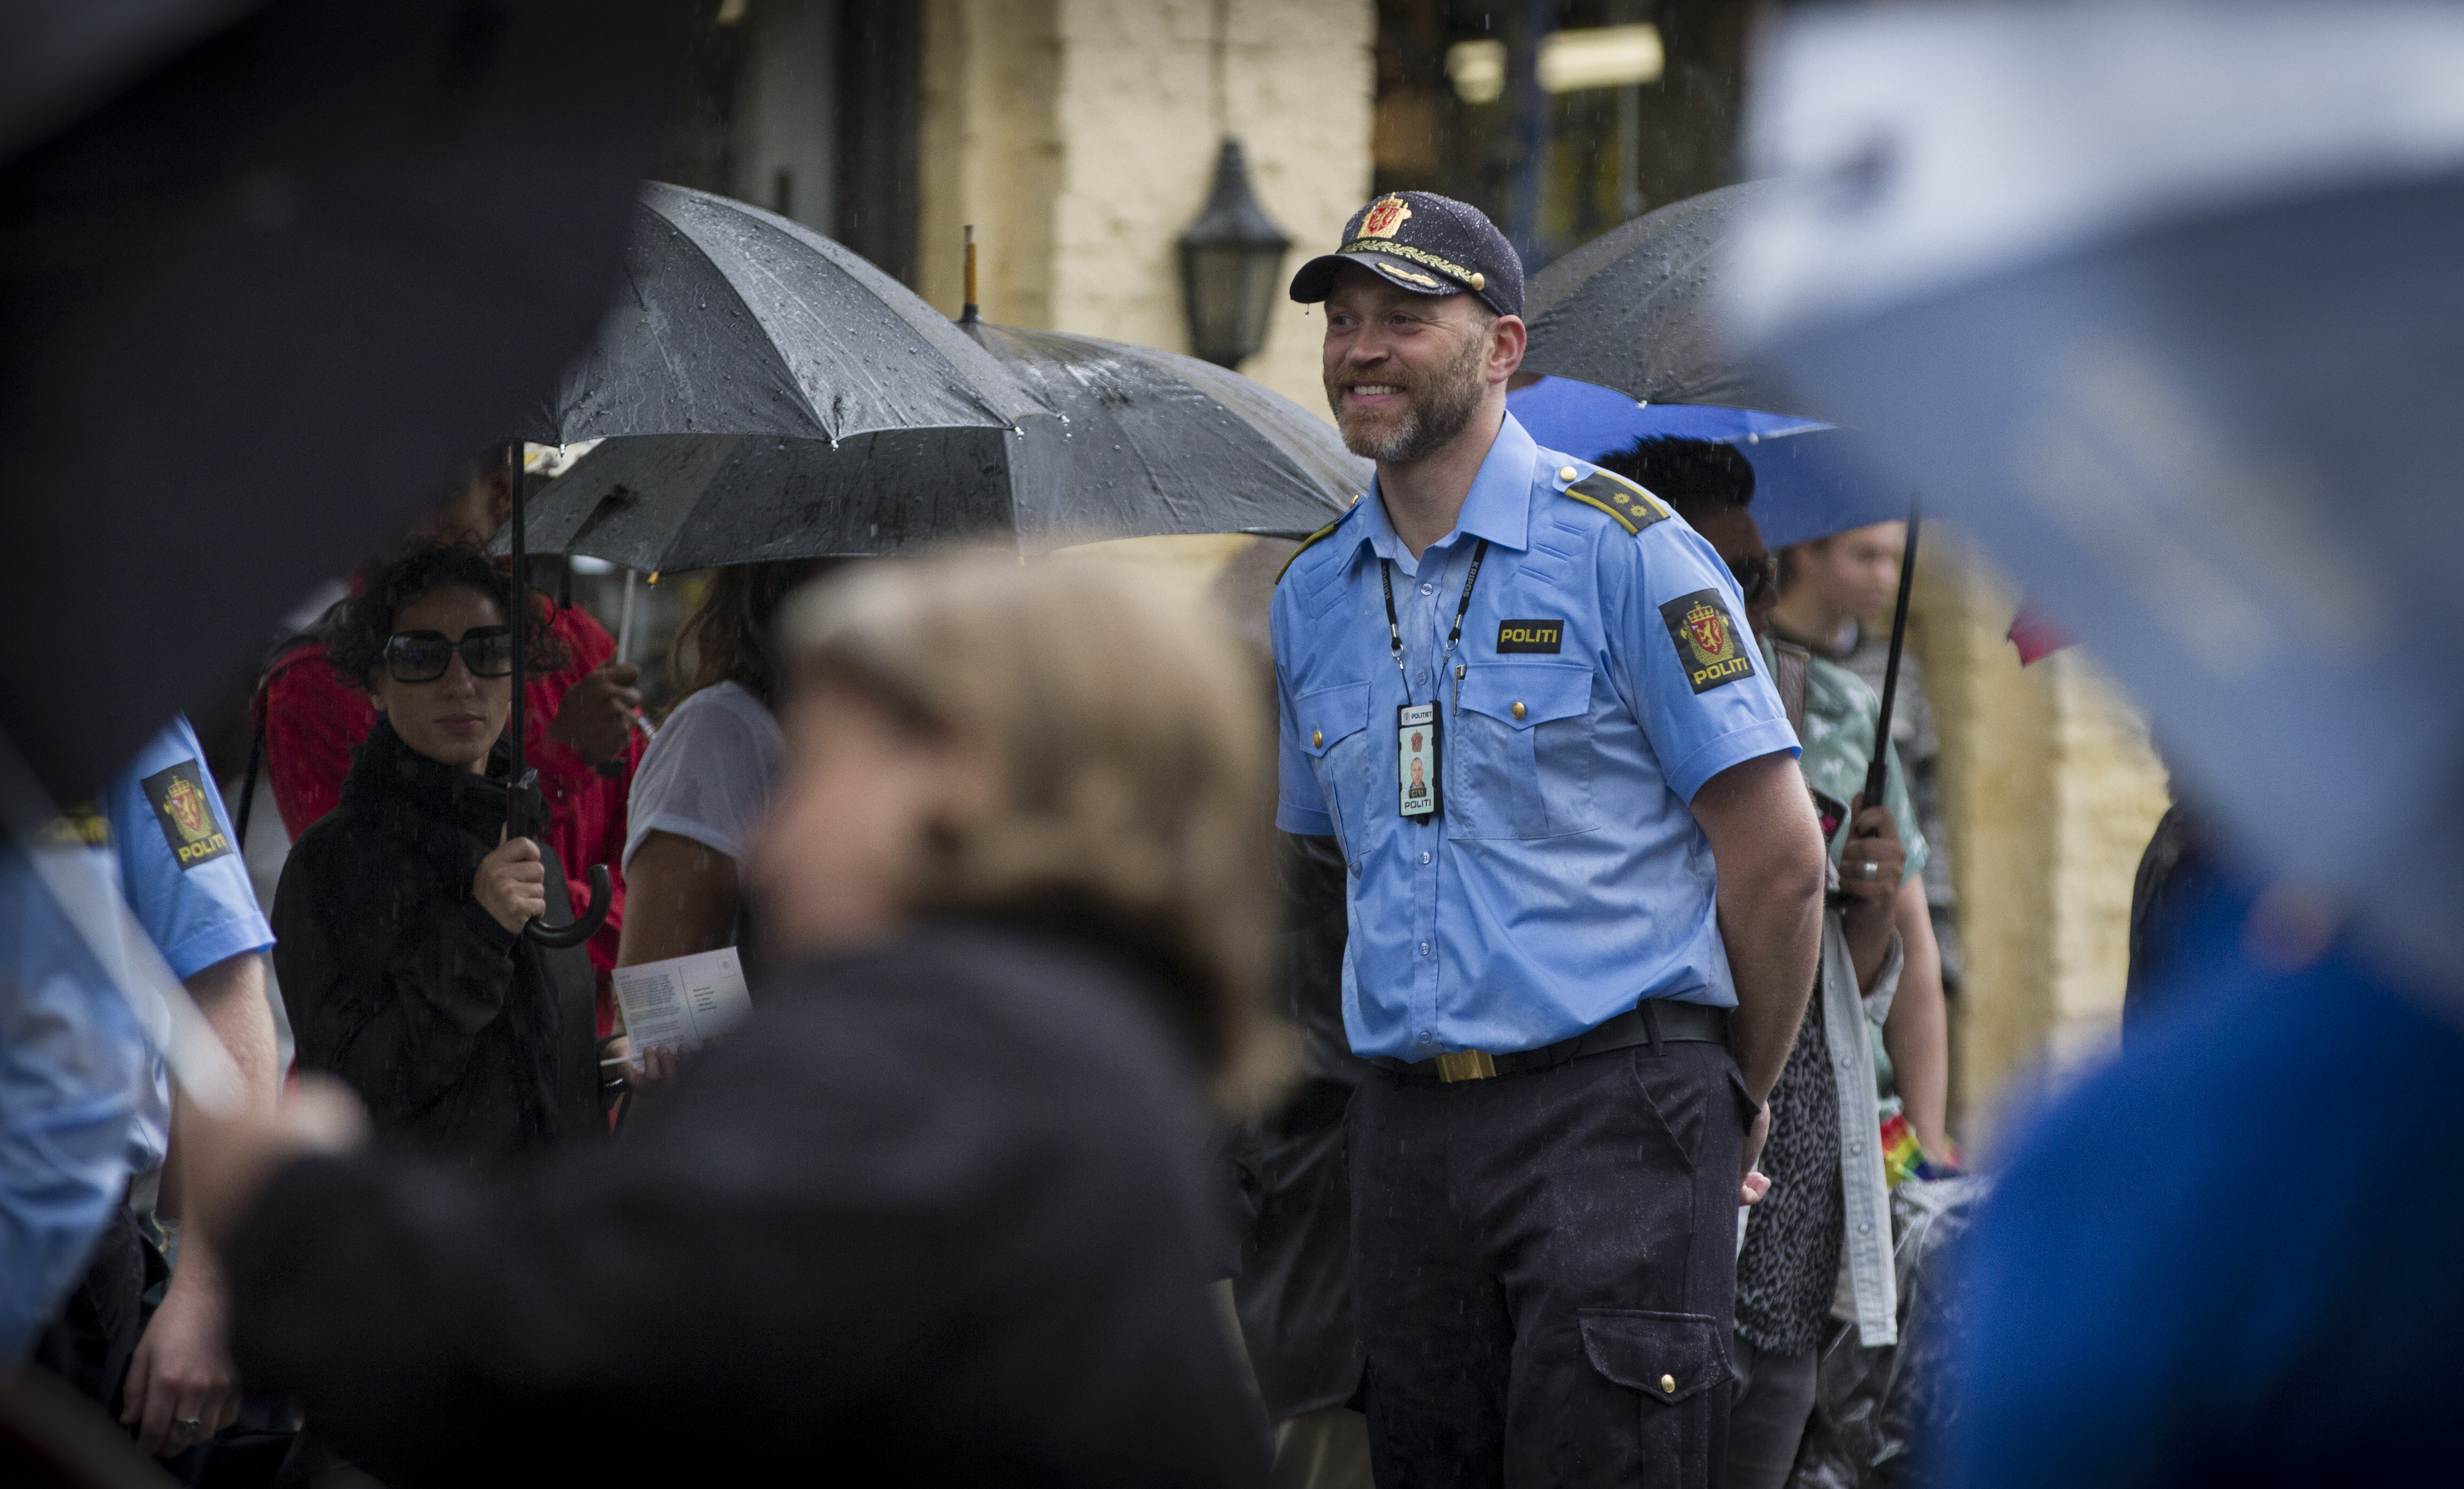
[24,717,280,1459]
[1274,193,1827,1487]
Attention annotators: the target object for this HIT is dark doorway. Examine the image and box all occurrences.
[656,0,920,285]
[1372,0,1748,272]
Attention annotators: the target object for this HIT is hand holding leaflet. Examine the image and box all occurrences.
[610,948,752,1059]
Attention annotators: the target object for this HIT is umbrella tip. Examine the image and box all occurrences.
[963,224,980,322]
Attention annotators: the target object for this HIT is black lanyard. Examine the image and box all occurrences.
[1380,539,1488,704]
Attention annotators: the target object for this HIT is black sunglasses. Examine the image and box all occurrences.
[384,626,515,684]
[1726,553,1776,604]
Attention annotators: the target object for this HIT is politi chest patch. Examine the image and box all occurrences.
[1658,589,1755,693]
[141,757,233,870]
[1496,618,1564,654]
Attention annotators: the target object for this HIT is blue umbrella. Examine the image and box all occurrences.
[1506,376,1911,549]
[1730,10,2464,1488]
[1733,1,2464,996]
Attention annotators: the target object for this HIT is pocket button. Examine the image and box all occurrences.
[1312,729,1324,748]
[1660,1374,1676,1394]
[1511,700,1526,719]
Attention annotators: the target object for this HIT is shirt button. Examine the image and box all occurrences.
[1420,851,1431,864]
[1511,700,1526,719]
[1849,1141,1863,1155]
[1857,1222,1872,1235]
[1312,729,1324,748]
[1559,465,1579,481]
[1660,1374,1677,1394]
[1419,942,1431,957]
[1420,582,1434,596]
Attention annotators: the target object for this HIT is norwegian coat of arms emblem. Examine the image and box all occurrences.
[1685,601,1731,662]
[1358,196,1413,240]
[164,775,211,839]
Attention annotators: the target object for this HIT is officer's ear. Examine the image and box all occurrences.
[1487,311,1527,383]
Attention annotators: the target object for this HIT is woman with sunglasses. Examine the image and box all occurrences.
[271,542,608,1159]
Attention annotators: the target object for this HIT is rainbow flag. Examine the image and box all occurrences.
[1880,1110,1942,1188]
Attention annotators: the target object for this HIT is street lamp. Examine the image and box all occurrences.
[1179,138,1291,369]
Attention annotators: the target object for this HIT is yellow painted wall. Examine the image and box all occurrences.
[918,0,1376,417]
[1907,534,2173,1147]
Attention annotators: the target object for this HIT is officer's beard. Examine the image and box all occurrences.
[1330,333,1490,465]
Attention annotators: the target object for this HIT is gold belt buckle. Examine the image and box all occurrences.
[1434,1050,1498,1083]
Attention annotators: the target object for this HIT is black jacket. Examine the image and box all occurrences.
[229,924,1269,1488]
[1234,832,1367,1420]
[272,719,603,1162]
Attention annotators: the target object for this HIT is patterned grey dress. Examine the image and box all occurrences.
[1733,979,1845,1355]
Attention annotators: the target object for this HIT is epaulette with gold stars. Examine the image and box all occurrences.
[1558,467,1670,536]
[1275,514,1352,584]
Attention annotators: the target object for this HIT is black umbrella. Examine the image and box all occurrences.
[517,183,1046,449]
[1521,182,1824,422]
[525,335,1361,569]
[953,317,1365,548]
[0,0,693,803]
[1524,182,1916,802]
[509,205,1361,568]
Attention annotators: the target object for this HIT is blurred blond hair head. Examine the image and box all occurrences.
[776,550,1289,1108]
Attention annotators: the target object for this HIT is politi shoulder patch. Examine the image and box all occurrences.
[1658,589,1755,693]
[1560,469,1670,536]
[141,757,234,870]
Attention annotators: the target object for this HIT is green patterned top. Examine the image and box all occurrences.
[1770,638,1930,886]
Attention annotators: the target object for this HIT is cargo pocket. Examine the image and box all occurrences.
[1578,1309,1730,1482]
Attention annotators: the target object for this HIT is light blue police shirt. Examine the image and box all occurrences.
[0,837,149,1362]
[1271,413,1799,1061]
[100,717,273,1174]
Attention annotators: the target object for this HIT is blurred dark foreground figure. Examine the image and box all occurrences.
[182,552,1285,1488]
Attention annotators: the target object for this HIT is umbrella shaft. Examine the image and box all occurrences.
[1862,500,1922,814]
[507,440,525,832]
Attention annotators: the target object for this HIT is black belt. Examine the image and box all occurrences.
[1371,999,1730,1083]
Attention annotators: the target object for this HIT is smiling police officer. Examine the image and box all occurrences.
[1273,193,1828,1487]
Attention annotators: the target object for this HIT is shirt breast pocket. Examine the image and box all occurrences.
[1296,681,1372,861]
[1450,661,1598,840]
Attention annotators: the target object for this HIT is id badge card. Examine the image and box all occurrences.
[1397,703,1439,818]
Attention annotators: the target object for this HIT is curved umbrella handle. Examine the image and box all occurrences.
[526,863,612,949]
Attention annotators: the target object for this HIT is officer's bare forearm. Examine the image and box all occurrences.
[160,953,279,1223]
[187,953,280,1112]
[1690,753,1826,1103]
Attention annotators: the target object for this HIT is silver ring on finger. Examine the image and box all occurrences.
[1860,861,1879,879]
[173,1417,204,1438]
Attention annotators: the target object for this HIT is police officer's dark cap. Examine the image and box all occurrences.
[1289,191,1524,320]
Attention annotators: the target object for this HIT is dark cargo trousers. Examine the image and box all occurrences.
[1348,1038,1752,1487]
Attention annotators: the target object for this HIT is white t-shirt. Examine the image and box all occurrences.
[624,681,787,873]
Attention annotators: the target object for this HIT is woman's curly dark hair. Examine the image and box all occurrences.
[326,541,568,691]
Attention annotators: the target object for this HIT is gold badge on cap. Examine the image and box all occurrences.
[1358,195,1413,240]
